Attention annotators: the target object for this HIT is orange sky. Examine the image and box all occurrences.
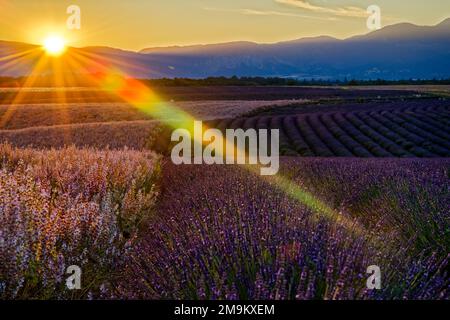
[0,0,449,51]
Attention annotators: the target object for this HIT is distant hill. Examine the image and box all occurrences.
[1,19,449,80]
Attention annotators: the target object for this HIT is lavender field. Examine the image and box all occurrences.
[1,0,450,307]
[0,87,449,300]
[118,158,449,300]
[208,98,450,157]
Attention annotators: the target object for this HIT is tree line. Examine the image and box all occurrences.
[1,75,449,87]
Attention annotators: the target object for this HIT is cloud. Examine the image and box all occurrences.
[203,7,337,21]
[274,0,368,18]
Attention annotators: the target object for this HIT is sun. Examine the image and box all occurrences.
[43,35,66,56]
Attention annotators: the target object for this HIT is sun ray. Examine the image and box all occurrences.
[73,49,158,77]
[0,51,49,128]
[50,55,73,145]
[0,47,39,63]
[0,48,42,75]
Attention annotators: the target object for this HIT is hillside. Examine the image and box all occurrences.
[0,19,449,80]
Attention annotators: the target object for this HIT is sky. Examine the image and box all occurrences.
[0,0,449,51]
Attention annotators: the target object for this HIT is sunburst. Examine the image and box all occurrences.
[43,35,66,56]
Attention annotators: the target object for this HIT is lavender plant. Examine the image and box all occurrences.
[119,159,449,300]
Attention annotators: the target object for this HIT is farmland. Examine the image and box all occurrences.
[0,85,423,104]
[0,85,449,300]
[0,99,307,130]
[1,87,447,156]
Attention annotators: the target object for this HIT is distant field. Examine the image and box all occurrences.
[0,120,159,149]
[0,100,306,130]
[347,85,450,95]
[0,86,425,104]
[0,87,448,157]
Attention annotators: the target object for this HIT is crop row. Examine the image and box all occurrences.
[118,159,450,299]
[208,105,450,157]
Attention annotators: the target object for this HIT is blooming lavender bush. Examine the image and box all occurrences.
[119,159,449,300]
[0,144,160,299]
[1,144,448,300]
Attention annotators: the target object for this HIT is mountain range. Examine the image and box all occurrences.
[1,18,449,80]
